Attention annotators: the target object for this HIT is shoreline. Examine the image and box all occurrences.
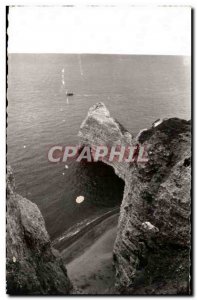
[64,214,119,294]
[61,213,119,265]
[52,207,120,252]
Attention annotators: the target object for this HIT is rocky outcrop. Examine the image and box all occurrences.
[78,102,132,179]
[6,166,72,295]
[79,102,191,295]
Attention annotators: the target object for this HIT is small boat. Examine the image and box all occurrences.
[66,92,74,96]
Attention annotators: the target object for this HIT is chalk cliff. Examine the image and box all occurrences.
[6,166,72,295]
[79,102,191,295]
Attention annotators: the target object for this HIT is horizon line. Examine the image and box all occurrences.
[7,53,191,57]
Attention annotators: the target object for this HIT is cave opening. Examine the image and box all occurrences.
[77,159,125,209]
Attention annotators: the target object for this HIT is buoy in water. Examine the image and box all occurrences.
[76,196,85,204]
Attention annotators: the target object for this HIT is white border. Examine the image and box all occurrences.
[0,3,6,298]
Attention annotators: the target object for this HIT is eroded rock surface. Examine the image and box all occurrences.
[6,166,72,295]
[79,102,191,295]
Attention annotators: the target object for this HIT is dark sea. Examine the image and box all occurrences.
[7,54,191,240]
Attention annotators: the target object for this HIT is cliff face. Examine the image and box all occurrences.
[6,166,72,295]
[79,102,191,295]
[78,102,132,179]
